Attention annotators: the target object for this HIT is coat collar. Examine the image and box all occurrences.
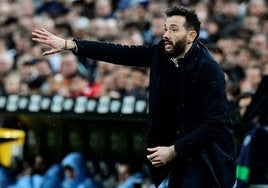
[182,40,201,71]
[159,39,210,71]
[162,40,203,71]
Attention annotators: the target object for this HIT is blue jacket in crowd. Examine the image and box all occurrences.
[61,152,102,188]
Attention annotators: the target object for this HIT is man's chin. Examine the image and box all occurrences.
[165,48,173,53]
[165,49,174,56]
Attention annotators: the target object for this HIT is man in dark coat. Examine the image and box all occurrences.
[32,5,236,188]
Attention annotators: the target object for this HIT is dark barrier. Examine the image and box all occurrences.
[0,95,148,121]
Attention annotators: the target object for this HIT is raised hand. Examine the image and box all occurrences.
[32,28,66,56]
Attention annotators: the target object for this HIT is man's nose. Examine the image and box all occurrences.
[163,30,170,40]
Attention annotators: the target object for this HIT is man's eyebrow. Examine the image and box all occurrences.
[165,23,180,27]
[169,24,180,27]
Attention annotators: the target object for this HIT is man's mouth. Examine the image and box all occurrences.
[164,41,173,49]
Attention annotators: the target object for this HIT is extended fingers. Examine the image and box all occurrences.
[33,28,51,36]
[32,31,46,39]
[42,48,62,56]
[32,28,54,41]
[32,33,49,44]
[42,50,54,56]
[32,28,63,56]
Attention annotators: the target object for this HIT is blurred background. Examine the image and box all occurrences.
[0,0,267,187]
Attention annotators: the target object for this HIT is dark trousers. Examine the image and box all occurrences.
[167,157,216,188]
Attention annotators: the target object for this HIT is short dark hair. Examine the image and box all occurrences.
[165,5,201,40]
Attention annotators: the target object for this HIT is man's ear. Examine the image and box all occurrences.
[187,31,198,43]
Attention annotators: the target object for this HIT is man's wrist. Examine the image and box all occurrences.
[170,145,177,158]
[65,39,77,52]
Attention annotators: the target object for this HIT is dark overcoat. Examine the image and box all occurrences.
[73,39,237,188]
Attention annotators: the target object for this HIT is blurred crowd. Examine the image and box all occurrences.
[0,0,267,187]
[0,0,267,105]
[0,151,154,188]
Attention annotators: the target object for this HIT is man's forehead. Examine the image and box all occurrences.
[165,15,185,26]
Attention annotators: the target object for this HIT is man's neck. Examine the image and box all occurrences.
[173,42,194,60]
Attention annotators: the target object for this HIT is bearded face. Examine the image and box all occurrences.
[163,15,196,59]
[164,35,187,57]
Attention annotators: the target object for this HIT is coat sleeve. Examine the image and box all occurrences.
[73,39,153,67]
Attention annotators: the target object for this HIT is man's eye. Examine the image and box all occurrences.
[171,28,178,32]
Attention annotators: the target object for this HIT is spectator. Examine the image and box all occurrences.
[61,152,102,188]
[7,151,57,188]
[94,0,115,19]
[33,58,54,77]
[59,51,89,81]
[143,15,165,44]
[130,0,151,33]
[116,161,144,188]
[124,67,148,100]
[16,55,38,88]
[40,163,63,188]
[98,73,122,98]
[241,66,262,94]
[12,28,34,65]
[68,72,100,98]
[262,62,268,75]
[206,43,225,65]
[46,51,89,97]
[42,73,70,97]
[35,0,69,18]
[213,0,245,38]
[232,92,255,145]
[0,163,15,188]
[25,58,54,95]
[2,71,25,95]
[246,0,267,18]
[0,51,15,93]
[249,32,267,55]
[87,18,107,41]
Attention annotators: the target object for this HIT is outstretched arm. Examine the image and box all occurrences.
[33,28,153,67]
[32,28,76,56]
